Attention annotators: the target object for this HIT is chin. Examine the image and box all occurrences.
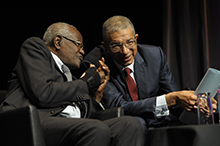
[124,59,134,66]
[69,63,80,70]
[123,62,131,67]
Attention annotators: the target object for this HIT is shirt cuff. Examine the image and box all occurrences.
[155,95,169,117]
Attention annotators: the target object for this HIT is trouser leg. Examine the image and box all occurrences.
[135,116,148,145]
[41,116,111,146]
[104,116,144,146]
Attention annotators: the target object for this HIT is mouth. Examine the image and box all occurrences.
[79,55,83,61]
[124,55,132,62]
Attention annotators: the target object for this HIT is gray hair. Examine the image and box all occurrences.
[102,16,136,44]
[43,22,76,45]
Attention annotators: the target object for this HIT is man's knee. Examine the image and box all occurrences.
[108,116,144,146]
[88,120,111,137]
[78,120,111,146]
[134,116,148,135]
[117,116,143,132]
[42,117,111,146]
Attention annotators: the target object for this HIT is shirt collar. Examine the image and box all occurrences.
[114,59,135,73]
[50,52,64,73]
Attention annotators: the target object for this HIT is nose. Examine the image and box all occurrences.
[121,44,130,54]
[80,49,85,55]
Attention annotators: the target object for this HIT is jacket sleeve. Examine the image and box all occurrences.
[103,81,157,118]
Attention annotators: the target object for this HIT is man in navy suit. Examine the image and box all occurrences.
[82,16,217,134]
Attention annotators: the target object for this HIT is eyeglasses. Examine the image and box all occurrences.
[61,36,84,51]
[109,38,137,53]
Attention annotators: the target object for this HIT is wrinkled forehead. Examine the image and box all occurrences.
[108,27,134,43]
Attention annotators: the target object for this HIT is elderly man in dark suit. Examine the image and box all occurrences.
[0,22,144,146]
[82,16,217,136]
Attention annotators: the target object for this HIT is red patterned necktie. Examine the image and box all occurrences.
[124,68,138,101]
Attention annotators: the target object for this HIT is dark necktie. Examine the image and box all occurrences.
[61,64,72,81]
[124,68,138,101]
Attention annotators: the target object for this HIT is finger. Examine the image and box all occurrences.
[99,62,107,70]
[198,98,207,105]
[190,94,197,101]
[212,103,217,111]
[187,90,195,94]
[98,60,106,70]
[184,107,192,111]
[99,60,103,65]
[98,61,110,78]
[99,58,105,66]
[101,57,105,63]
[212,97,217,104]
[200,107,210,114]
[213,109,217,113]
[188,99,197,106]
[211,98,217,112]
[102,64,110,73]
[181,101,195,110]
[104,66,110,80]
[97,66,102,72]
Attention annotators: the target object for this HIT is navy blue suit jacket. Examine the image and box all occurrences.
[83,44,182,123]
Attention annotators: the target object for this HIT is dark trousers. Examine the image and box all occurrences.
[41,116,144,146]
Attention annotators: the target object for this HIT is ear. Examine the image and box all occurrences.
[101,41,107,48]
[135,34,139,39]
[53,35,62,50]
[101,41,110,53]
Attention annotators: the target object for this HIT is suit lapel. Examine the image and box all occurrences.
[134,52,149,100]
[106,53,131,101]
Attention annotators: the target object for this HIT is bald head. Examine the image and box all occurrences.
[102,16,136,44]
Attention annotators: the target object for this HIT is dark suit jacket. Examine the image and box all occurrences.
[83,44,182,124]
[0,37,97,118]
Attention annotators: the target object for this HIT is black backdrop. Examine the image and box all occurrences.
[1,0,220,91]
[163,0,220,90]
[0,0,163,90]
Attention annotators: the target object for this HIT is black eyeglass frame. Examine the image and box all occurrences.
[108,37,137,53]
[61,35,84,51]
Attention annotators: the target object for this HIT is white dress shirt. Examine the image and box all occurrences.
[114,60,169,117]
[51,52,81,118]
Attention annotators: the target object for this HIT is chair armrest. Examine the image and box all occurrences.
[0,105,45,146]
[90,107,124,121]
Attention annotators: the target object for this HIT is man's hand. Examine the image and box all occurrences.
[211,97,217,113]
[93,57,110,103]
[197,97,217,117]
[165,90,197,111]
[198,98,210,118]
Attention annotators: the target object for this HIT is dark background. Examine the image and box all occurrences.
[0,0,163,90]
[1,0,220,91]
